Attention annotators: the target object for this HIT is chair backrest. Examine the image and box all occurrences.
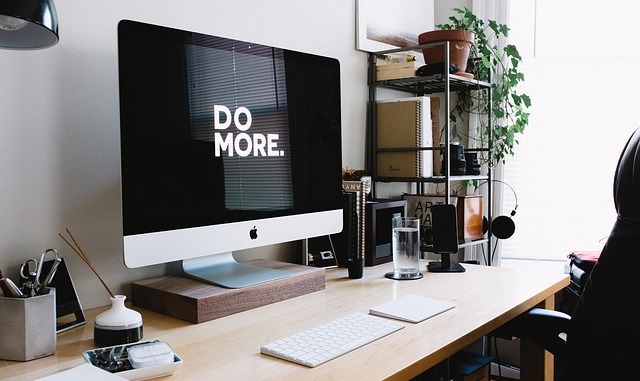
[613,128,640,223]
[563,128,640,380]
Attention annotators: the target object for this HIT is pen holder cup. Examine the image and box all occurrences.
[347,258,364,279]
[0,288,56,361]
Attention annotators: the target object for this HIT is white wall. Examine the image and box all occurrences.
[0,0,370,309]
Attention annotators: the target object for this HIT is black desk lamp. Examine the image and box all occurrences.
[0,0,58,50]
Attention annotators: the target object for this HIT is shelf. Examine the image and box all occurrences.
[375,147,490,152]
[421,238,489,253]
[376,175,488,183]
[367,42,495,264]
[375,73,490,95]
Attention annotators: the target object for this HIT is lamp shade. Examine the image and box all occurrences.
[0,0,58,50]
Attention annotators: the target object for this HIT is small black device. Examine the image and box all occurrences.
[441,143,467,175]
[306,235,338,268]
[465,152,481,175]
[428,204,465,273]
[415,63,459,77]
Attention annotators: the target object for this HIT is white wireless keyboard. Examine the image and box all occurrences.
[260,312,405,367]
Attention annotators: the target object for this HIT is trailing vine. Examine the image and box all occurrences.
[438,7,531,166]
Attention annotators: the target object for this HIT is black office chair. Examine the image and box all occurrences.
[493,127,640,381]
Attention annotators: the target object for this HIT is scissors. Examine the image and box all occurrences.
[20,257,43,297]
[38,248,61,292]
[19,248,61,297]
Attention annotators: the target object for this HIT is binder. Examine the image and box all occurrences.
[430,97,441,175]
[376,97,433,177]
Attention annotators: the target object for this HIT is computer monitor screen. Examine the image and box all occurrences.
[117,20,343,288]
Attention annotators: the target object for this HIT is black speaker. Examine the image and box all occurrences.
[428,204,465,273]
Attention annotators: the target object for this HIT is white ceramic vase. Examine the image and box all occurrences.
[94,295,143,347]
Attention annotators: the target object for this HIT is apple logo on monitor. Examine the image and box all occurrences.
[249,226,258,240]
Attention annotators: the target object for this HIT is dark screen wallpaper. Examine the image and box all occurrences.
[118,20,342,236]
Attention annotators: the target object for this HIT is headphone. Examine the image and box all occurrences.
[477,180,518,240]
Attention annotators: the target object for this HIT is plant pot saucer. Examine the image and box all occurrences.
[455,72,474,79]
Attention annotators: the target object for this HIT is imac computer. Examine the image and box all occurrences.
[117,20,343,288]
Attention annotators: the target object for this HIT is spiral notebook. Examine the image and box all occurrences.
[369,294,455,323]
[376,97,433,178]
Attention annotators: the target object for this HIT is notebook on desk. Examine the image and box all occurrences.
[369,294,455,323]
[35,364,126,380]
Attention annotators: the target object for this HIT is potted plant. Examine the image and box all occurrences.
[418,29,475,77]
[434,7,531,166]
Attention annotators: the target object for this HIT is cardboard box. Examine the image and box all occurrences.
[0,289,56,361]
[403,194,484,242]
[376,61,423,81]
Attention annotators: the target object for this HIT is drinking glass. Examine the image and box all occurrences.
[388,217,422,280]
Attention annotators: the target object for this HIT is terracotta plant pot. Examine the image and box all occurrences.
[418,30,474,77]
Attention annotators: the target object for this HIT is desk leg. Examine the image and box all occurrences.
[520,295,555,381]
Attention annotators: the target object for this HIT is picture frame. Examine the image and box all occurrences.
[356,0,435,53]
[365,200,407,266]
[38,258,86,333]
[402,194,485,243]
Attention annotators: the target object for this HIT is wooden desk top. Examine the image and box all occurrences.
[0,262,568,381]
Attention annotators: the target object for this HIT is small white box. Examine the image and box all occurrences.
[128,341,174,369]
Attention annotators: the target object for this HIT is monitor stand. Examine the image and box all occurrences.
[133,258,324,323]
[427,253,466,273]
[182,252,292,288]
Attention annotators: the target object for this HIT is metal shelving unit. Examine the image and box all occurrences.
[367,41,495,264]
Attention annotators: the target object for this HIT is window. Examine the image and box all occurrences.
[500,0,640,271]
[186,43,293,210]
